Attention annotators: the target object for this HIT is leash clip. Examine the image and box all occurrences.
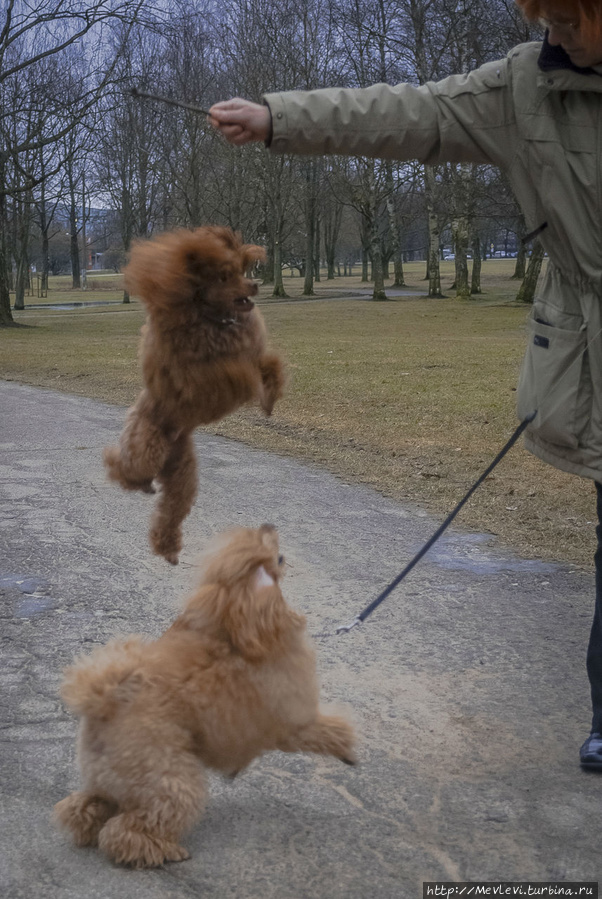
[336,617,362,635]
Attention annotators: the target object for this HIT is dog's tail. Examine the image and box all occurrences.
[61,637,148,720]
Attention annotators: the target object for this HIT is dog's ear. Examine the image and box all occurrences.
[124,229,211,311]
[223,569,304,661]
[184,248,212,283]
[241,244,266,272]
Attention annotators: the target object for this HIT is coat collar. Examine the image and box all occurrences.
[538,33,599,75]
[534,36,602,92]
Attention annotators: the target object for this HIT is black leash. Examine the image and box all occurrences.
[521,222,548,245]
[334,410,537,636]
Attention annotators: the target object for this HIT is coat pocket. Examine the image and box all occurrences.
[517,316,588,449]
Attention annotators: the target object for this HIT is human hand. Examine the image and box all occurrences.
[208,99,271,145]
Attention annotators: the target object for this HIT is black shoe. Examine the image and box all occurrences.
[580,732,602,770]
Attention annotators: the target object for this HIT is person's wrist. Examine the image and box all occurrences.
[262,101,273,146]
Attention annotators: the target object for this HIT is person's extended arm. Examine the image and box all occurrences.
[211,56,517,169]
[265,59,515,166]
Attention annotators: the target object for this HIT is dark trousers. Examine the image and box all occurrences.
[588,482,602,732]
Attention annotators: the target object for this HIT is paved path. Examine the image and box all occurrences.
[1,381,600,898]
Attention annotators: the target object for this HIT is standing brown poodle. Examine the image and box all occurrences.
[54,525,356,868]
[103,226,285,564]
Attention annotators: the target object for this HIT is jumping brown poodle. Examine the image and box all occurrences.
[103,226,285,564]
[54,524,356,868]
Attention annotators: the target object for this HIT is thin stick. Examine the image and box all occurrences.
[131,87,211,117]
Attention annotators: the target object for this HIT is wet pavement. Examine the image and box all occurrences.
[1,380,601,897]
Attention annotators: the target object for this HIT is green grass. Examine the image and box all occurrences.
[4,257,595,569]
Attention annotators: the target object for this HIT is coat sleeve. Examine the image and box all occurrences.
[263,58,517,168]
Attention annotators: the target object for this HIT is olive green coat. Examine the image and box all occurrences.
[264,42,602,481]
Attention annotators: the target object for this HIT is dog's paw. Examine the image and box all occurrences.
[260,396,276,417]
[162,842,191,864]
[54,793,117,847]
[99,818,190,868]
[150,527,181,565]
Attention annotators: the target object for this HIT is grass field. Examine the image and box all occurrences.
[3,258,597,569]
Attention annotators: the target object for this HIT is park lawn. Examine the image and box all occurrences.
[25,271,125,305]
[3,257,595,569]
[23,258,526,304]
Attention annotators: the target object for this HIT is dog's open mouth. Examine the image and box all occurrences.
[234,296,255,312]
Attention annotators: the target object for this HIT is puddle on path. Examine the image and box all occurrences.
[0,573,51,594]
[426,533,557,575]
[0,573,55,618]
[23,301,123,311]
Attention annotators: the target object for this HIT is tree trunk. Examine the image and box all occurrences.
[424,166,442,297]
[361,247,369,282]
[0,165,15,325]
[393,250,405,287]
[272,237,288,298]
[470,233,482,295]
[323,200,342,280]
[0,244,13,324]
[427,210,442,297]
[263,242,275,285]
[313,212,321,283]
[302,231,314,295]
[13,194,31,311]
[512,242,527,279]
[516,241,545,304]
[263,155,288,297]
[385,169,405,287]
[120,184,133,303]
[14,252,28,310]
[41,230,50,293]
[370,211,387,301]
[452,217,470,298]
[326,246,336,279]
[69,207,81,289]
[451,162,476,299]
[302,164,316,297]
[67,163,81,289]
[261,195,274,284]
[37,161,50,293]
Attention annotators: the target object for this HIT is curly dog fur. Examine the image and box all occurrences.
[54,525,356,868]
[103,227,285,564]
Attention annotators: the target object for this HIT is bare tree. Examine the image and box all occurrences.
[0,0,147,325]
[516,241,545,304]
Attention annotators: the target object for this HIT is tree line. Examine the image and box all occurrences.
[0,0,543,326]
